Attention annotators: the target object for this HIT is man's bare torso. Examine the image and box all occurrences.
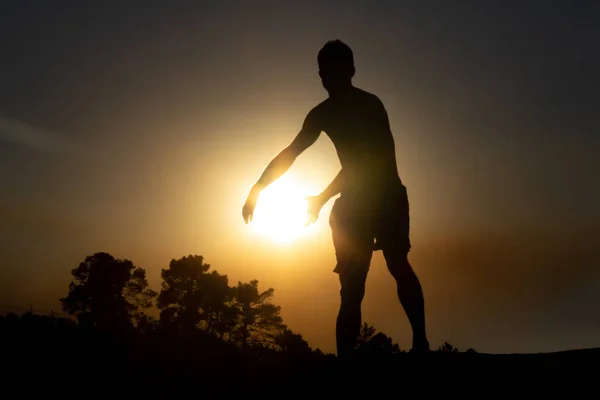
[312,87,402,201]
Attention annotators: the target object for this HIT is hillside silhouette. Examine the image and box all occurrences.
[2,252,599,393]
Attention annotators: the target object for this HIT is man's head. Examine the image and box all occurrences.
[318,40,355,94]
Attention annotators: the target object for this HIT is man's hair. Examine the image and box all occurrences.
[318,39,354,71]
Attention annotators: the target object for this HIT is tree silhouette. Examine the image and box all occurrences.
[438,342,459,353]
[275,328,312,356]
[60,252,157,333]
[231,280,284,348]
[157,254,236,338]
[137,314,159,335]
[200,270,236,337]
[357,322,376,343]
[157,255,210,333]
[355,322,402,357]
[362,332,401,355]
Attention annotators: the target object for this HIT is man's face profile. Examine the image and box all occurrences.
[318,62,352,92]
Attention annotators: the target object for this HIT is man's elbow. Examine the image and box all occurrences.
[279,145,300,163]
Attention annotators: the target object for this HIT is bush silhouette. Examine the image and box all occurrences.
[0,251,501,390]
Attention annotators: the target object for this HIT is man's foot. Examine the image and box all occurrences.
[409,340,430,354]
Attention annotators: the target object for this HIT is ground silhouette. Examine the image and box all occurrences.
[2,251,598,394]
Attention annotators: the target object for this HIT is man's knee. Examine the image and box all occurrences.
[339,268,368,306]
[384,251,415,281]
[340,284,365,306]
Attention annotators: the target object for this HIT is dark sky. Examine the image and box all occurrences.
[1,0,599,354]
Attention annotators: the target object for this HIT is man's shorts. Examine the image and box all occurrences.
[329,183,411,275]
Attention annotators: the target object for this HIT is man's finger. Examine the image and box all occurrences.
[305,214,317,227]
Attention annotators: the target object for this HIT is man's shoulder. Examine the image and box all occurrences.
[312,98,331,113]
[355,87,385,106]
[305,98,330,122]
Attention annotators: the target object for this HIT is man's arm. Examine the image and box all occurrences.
[318,169,345,203]
[305,168,345,224]
[243,109,322,223]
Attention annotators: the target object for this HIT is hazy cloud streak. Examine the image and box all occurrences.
[0,116,80,156]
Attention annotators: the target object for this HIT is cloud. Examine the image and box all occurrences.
[0,116,79,155]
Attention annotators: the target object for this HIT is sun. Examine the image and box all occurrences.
[250,175,317,243]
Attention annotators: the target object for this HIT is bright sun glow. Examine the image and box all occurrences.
[251,175,318,243]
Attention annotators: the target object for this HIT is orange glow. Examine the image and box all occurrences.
[250,174,319,243]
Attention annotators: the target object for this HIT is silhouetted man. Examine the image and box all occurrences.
[242,40,429,358]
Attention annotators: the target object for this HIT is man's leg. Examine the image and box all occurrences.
[379,184,429,352]
[329,197,373,359]
[382,250,429,352]
[336,266,369,360]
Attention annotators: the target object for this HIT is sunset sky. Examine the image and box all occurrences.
[1,0,599,354]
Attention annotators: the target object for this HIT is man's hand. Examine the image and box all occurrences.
[305,194,327,226]
[242,186,261,224]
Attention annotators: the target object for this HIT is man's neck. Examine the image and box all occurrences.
[328,83,355,98]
